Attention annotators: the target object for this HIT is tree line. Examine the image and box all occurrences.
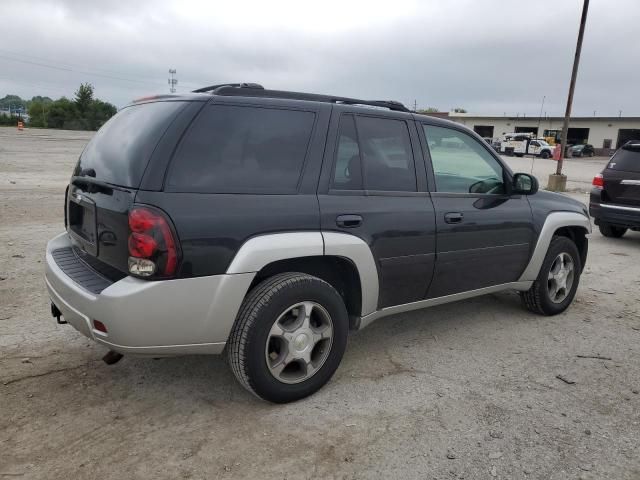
[0,83,117,130]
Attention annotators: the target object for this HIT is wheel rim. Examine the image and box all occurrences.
[265,301,334,384]
[547,252,575,303]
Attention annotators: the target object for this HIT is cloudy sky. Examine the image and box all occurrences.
[1,0,638,115]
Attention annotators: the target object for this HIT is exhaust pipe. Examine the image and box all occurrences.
[102,350,124,365]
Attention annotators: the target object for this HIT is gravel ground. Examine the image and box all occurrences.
[1,127,639,480]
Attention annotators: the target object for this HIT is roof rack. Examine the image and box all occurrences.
[192,83,264,93]
[200,84,410,112]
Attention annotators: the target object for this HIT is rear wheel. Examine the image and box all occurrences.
[599,223,627,238]
[227,272,348,403]
[521,236,581,316]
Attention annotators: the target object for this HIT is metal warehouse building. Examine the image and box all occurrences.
[444,113,640,155]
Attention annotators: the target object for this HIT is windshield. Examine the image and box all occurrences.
[74,101,186,188]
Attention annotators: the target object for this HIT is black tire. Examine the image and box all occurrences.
[588,151,595,157]
[227,272,348,403]
[515,153,524,157]
[520,236,581,316]
[540,150,550,159]
[599,223,627,238]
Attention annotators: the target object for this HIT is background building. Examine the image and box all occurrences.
[443,113,640,155]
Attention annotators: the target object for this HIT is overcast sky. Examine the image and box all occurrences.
[1,0,638,116]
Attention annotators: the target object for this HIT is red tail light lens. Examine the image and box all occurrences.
[592,173,604,189]
[128,206,179,277]
[128,232,157,258]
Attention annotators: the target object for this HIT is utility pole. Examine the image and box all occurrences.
[168,69,178,93]
[550,0,589,190]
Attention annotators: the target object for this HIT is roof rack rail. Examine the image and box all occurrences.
[211,85,410,112]
[192,83,264,93]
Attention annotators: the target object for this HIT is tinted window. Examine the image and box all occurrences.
[332,115,362,190]
[608,145,640,172]
[74,101,186,188]
[357,116,416,192]
[423,125,505,194]
[168,105,315,193]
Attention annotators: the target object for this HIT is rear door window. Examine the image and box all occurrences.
[332,115,363,190]
[74,101,187,188]
[330,115,417,192]
[167,105,316,193]
[608,145,640,172]
[357,116,417,192]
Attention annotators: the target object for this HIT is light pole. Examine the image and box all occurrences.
[548,0,590,191]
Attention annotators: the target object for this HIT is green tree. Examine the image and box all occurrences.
[417,107,440,114]
[0,94,27,110]
[74,83,94,116]
[87,99,117,130]
[453,107,467,113]
[28,101,51,128]
[47,98,78,129]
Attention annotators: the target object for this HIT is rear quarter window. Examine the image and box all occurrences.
[608,146,640,172]
[166,104,316,194]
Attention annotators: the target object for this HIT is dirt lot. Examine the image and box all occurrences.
[1,127,639,480]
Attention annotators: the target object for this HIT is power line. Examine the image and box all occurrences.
[0,54,166,87]
[0,48,203,89]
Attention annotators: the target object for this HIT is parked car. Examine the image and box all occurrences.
[45,84,591,403]
[590,141,640,237]
[571,144,596,157]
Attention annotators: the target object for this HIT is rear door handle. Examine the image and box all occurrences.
[336,214,363,228]
[444,212,464,224]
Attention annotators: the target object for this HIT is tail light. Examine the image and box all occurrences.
[592,173,604,189]
[128,206,179,278]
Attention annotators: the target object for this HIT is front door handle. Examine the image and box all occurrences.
[444,212,464,224]
[336,214,363,228]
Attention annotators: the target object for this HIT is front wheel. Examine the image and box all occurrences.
[540,150,550,159]
[599,223,627,238]
[521,236,581,315]
[227,272,348,403]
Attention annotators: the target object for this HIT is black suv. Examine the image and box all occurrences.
[590,141,640,237]
[45,84,590,403]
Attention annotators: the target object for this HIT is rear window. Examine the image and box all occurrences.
[608,144,640,172]
[167,105,315,194]
[74,101,186,188]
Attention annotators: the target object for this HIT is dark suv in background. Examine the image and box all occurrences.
[45,84,590,403]
[590,141,640,237]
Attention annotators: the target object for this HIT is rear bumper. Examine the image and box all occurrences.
[589,201,640,229]
[45,233,254,356]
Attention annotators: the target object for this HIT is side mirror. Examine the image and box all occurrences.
[512,173,539,195]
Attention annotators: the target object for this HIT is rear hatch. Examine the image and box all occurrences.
[602,142,640,207]
[66,100,189,275]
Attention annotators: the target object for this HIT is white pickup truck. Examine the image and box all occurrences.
[499,133,555,159]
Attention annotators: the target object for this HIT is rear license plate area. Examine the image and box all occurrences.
[68,192,98,255]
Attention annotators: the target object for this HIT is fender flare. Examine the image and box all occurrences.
[518,211,591,282]
[225,231,379,316]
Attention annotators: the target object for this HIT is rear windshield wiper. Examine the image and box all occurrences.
[71,176,131,193]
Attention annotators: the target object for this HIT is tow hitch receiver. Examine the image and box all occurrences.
[50,302,66,325]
